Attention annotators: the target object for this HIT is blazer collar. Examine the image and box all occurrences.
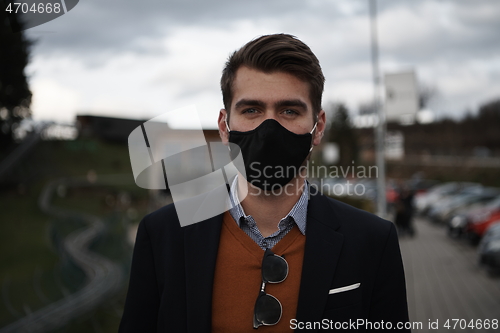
[295,188,344,331]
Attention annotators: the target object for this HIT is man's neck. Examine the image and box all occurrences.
[237,175,306,237]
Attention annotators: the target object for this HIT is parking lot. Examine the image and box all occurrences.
[399,218,500,332]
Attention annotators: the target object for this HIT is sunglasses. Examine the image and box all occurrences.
[253,248,289,329]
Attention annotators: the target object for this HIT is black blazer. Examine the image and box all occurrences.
[119,188,410,332]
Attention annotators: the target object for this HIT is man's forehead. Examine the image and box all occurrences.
[231,67,312,107]
[233,66,306,84]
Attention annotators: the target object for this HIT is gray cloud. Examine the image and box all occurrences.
[25,0,500,121]
[28,0,319,60]
[27,0,500,68]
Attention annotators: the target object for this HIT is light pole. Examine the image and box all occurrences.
[369,0,387,218]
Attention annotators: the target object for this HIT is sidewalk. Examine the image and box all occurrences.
[399,218,500,332]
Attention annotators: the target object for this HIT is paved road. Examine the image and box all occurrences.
[399,218,500,333]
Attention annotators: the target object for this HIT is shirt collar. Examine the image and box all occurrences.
[228,176,308,235]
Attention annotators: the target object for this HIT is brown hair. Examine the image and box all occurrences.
[221,34,325,121]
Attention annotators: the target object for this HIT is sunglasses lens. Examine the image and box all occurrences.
[262,255,288,283]
[254,293,282,326]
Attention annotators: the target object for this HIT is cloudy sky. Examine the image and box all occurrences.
[25,0,500,128]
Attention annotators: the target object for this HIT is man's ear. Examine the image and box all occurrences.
[313,109,326,146]
[218,109,229,145]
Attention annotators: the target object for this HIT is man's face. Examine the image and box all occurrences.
[218,66,325,145]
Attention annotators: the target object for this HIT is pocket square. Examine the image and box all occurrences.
[329,283,361,295]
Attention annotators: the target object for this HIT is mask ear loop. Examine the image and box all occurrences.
[225,117,231,151]
[309,122,318,152]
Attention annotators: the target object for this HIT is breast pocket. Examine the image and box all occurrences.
[323,285,363,327]
[324,283,362,311]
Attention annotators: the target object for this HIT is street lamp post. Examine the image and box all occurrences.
[369,0,387,218]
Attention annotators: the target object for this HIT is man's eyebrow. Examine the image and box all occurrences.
[234,99,266,109]
[275,99,308,110]
[234,99,308,110]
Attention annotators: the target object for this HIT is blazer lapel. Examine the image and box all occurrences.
[180,182,232,332]
[183,213,222,333]
[295,190,344,331]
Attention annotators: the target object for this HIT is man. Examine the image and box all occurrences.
[119,34,410,332]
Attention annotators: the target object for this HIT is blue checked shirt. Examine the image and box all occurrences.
[228,176,308,250]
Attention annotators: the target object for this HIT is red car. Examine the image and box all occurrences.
[466,209,500,244]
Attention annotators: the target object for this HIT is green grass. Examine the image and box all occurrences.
[0,185,62,325]
[0,138,149,329]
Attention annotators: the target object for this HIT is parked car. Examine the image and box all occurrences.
[465,207,500,244]
[448,195,500,237]
[478,222,500,274]
[416,182,481,216]
[430,189,500,224]
[415,182,456,214]
[425,183,483,221]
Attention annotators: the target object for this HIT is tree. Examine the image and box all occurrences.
[327,103,359,167]
[0,9,33,150]
[418,84,438,110]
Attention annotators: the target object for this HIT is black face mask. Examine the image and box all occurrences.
[227,118,316,191]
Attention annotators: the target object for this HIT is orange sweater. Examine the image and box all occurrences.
[212,212,306,332]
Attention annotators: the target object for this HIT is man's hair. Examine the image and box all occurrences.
[221,34,325,121]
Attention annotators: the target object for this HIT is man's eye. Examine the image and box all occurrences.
[243,108,258,114]
[283,109,298,115]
